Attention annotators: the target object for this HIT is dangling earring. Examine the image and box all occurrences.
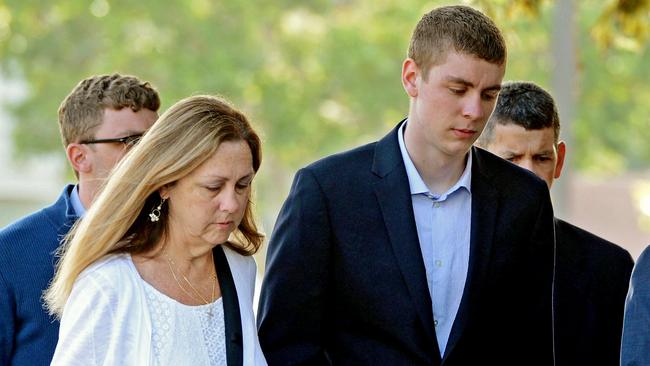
[149,197,166,222]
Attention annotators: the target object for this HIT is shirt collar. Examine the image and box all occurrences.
[70,184,87,217]
[397,120,472,198]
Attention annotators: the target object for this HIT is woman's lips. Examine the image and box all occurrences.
[215,221,233,229]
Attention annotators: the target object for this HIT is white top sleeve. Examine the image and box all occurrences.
[51,271,118,365]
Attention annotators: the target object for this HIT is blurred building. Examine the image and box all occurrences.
[565,174,650,260]
[0,72,63,228]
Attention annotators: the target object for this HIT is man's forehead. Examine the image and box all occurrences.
[494,124,556,149]
[496,123,554,138]
[93,107,157,137]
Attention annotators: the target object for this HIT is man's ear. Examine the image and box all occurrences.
[554,141,566,179]
[66,143,92,175]
[402,58,420,98]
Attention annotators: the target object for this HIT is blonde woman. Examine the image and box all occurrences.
[45,95,267,365]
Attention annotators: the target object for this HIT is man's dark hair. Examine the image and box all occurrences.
[478,81,560,146]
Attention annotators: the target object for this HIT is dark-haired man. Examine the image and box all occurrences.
[477,80,633,366]
[0,74,160,365]
[259,6,555,365]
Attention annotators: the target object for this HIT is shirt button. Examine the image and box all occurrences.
[435,260,443,267]
[434,202,441,208]
[434,319,439,327]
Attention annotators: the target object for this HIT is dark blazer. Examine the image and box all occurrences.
[553,218,633,366]
[0,185,77,366]
[257,123,556,366]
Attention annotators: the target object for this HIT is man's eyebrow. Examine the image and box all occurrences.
[444,76,501,92]
[445,76,473,87]
[535,150,555,156]
[484,85,502,93]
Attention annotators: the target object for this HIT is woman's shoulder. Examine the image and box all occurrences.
[77,253,136,287]
[81,252,131,274]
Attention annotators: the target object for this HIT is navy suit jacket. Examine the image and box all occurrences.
[553,219,633,366]
[0,185,78,365]
[258,124,555,365]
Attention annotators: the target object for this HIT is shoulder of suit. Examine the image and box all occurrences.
[473,146,549,198]
[474,147,545,183]
[632,245,650,283]
[0,205,69,264]
[0,203,63,237]
[0,208,50,240]
[303,140,377,174]
[554,218,633,266]
[0,185,72,243]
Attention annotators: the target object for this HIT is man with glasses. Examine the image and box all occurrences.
[0,73,160,365]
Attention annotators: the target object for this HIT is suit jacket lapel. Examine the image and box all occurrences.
[443,147,498,360]
[372,123,440,357]
[214,245,244,366]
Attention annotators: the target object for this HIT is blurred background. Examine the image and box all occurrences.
[0,0,648,269]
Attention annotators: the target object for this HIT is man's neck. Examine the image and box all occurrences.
[76,179,96,211]
[403,127,469,195]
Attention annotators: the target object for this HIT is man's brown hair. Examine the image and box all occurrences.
[58,73,161,146]
[408,5,507,79]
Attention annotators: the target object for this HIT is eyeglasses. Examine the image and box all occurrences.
[79,133,143,147]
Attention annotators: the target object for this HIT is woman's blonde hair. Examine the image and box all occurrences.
[45,95,263,317]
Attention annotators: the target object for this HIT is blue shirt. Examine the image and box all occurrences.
[398,121,472,356]
[70,184,87,217]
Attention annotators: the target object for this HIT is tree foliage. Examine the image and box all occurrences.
[0,0,648,207]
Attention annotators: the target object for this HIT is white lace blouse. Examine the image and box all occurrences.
[142,274,227,365]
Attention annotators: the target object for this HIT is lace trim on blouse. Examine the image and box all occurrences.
[141,275,227,365]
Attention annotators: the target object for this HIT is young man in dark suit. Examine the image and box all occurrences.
[477,80,633,366]
[258,6,556,365]
[0,74,160,365]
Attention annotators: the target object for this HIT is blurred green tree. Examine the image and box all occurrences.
[0,0,648,217]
